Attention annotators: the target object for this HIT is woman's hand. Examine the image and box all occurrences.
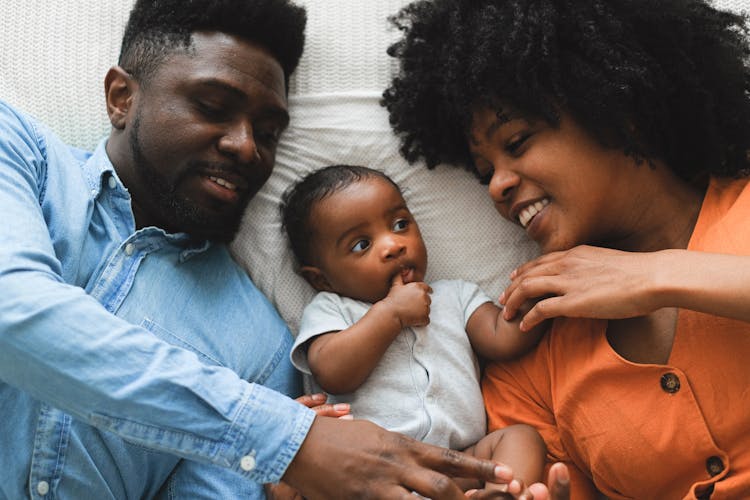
[465,463,570,500]
[294,393,352,419]
[500,245,664,331]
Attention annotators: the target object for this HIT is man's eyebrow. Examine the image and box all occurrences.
[193,78,247,99]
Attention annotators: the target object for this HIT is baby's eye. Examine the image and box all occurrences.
[351,239,370,253]
[393,218,409,232]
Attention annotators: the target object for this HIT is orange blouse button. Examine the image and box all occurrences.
[706,456,725,477]
[660,372,680,393]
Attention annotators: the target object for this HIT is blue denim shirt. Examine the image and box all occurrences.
[0,101,315,499]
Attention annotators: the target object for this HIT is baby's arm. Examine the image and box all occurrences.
[466,301,549,361]
[307,275,432,394]
[463,424,547,498]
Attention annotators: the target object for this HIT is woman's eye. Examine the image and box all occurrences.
[478,168,494,186]
[506,133,531,155]
[351,239,370,253]
[472,158,495,186]
[393,218,409,231]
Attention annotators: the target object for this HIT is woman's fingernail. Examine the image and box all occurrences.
[494,464,513,480]
[311,393,326,401]
[333,403,350,411]
[339,414,354,420]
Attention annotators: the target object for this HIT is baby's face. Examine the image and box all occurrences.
[305,176,428,303]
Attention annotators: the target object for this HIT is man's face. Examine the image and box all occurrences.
[118,31,289,242]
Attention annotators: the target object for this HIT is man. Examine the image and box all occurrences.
[0,1,510,498]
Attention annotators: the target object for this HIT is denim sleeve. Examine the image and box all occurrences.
[0,102,314,483]
[156,460,266,500]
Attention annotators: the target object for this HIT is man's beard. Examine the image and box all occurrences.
[129,118,247,243]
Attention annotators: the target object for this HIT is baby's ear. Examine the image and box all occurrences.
[300,266,333,292]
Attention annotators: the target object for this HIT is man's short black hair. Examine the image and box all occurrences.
[119,0,306,87]
[281,165,401,266]
[382,0,750,183]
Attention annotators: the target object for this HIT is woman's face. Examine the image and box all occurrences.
[468,107,646,254]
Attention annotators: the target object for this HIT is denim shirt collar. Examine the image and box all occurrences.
[82,138,212,261]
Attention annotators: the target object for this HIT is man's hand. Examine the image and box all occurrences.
[264,394,351,499]
[381,274,432,329]
[283,416,514,499]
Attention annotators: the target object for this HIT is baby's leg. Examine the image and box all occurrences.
[459,424,546,497]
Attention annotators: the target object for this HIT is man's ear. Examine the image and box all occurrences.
[104,66,137,130]
[300,266,333,292]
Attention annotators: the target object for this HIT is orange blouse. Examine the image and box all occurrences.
[483,177,750,499]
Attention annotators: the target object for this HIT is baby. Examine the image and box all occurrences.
[281,165,547,495]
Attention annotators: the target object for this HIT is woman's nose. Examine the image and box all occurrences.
[487,167,520,205]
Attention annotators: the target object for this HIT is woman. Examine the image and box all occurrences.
[383,0,750,498]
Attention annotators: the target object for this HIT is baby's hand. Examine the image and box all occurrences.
[382,274,432,328]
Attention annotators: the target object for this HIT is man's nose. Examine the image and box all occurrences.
[218,120,260,164]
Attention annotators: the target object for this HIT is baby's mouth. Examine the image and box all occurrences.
[399,266,416,284]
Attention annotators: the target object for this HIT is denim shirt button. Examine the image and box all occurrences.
[107,176,117,189]
[36,480,50,495]
[240,454,257,471]
[124,243,135,256]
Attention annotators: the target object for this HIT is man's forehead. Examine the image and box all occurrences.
[166,31,287,95]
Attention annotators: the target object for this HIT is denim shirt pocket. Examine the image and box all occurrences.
[140,317,225,368]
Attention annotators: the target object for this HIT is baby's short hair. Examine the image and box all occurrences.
[281,165,401,266]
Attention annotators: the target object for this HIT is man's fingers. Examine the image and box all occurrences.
[420,446,513,484]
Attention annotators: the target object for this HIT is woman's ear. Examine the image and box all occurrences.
[300,266,333,292]
[104,66,137,130]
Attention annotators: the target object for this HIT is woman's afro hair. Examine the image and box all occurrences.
[382,0,750,182]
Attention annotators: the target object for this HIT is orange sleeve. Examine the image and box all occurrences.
[482,347,598,499]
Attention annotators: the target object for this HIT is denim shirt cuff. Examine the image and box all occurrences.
[222,383,316,483]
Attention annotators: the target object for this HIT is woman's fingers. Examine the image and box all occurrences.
[294,393,351,418]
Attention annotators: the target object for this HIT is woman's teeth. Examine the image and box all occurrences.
[519,198,549,228]
[209,176,237,191]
